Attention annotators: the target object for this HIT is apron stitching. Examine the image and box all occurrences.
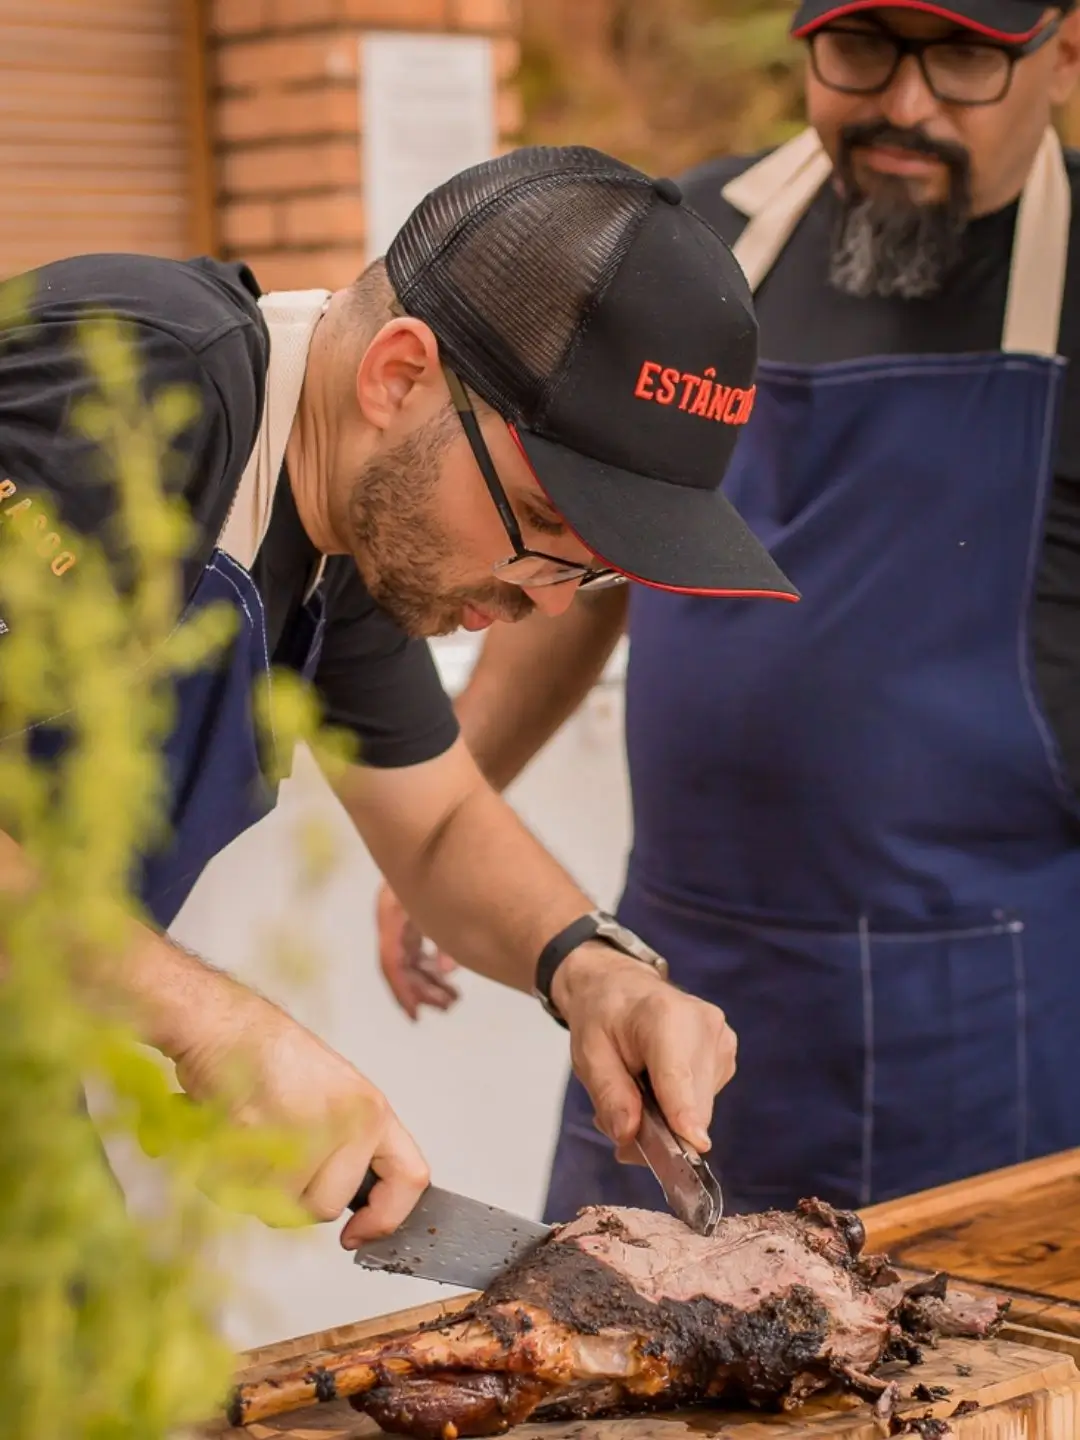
[858,915,875,1207]
[209,554,270,670]
[1009,920,1029,1163]
[206,554,276,755]
[631,881,1019,940]
[861,926,1013,942]
[1013,378,1080,815]
[206,559,257,630]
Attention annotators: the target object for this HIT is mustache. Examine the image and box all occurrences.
[839,120,970,172]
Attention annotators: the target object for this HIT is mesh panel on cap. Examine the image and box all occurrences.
[385,146,655,423]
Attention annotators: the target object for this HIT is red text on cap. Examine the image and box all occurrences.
[634,361,756,425]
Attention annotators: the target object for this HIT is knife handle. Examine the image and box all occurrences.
[347,1166,378,1213]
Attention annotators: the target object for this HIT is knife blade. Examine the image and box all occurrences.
[633,1075,724,1235]
[348,1171,551,1290]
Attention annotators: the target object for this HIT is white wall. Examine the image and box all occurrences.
[109,634,632,1353]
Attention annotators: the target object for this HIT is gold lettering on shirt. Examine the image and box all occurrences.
[0,477,78,575]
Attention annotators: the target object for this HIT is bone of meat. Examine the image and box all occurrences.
[227,1199,1008,1436]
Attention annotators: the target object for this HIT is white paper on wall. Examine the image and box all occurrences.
[360,31,496,263]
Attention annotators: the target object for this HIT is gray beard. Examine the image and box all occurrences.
[829,189,968,300]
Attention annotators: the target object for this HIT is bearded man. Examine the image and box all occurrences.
[377,1,1080,1220]
[0,147,780,1242]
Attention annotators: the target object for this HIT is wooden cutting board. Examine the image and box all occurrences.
[863,1147,1080,1354]
[202,1150,1080,1438]
[204,1323,1080,1438]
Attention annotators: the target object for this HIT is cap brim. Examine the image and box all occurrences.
[791,0,1047,41]
[516,429,800,601]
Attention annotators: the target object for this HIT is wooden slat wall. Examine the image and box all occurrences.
[0,0,209,278]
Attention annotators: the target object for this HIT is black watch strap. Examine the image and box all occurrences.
[534,914,604,1028]
[534,910,669,1027]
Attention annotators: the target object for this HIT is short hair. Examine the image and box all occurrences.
[346,257,493,418]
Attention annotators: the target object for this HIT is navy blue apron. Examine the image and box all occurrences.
[134,551,326,928]
[27,289,332,931]
[544,128,1080,1221]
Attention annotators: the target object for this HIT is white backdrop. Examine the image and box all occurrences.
[102,634,632,1353]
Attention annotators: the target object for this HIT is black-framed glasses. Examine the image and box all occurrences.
[808,14,1060,106]
[443,366,626,592]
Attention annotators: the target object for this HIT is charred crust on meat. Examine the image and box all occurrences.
[889,1416,950,1438]
[794,1197,866,1261]
[883,1330,924,1366]
[483,1309,524,1349]
[225,1388,245,1428]
[305,1367,338,1404]
[905,1273,949,1302]
[480,1243,654,1338]
[911,1383,950,1402]
[667,1287,832,1405]
[593,1212,650,1246]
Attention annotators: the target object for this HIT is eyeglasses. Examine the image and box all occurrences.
[808,15,1060,106]
[443,366,627,592]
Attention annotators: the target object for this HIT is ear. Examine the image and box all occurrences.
[1049,8,1080,105]
[355,318,443,432]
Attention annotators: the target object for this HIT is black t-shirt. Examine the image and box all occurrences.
[0,252,459,768]
[679,145,1080,801]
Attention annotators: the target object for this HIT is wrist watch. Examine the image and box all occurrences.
[534,909,670,1027]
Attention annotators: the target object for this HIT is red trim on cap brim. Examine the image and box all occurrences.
[792,0,1046,41]
[507,425,800,603]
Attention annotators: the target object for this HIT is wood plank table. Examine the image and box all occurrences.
[206,1332,1080,1439]
[201,1150,1080,1437]
[863,1147,1080,1360]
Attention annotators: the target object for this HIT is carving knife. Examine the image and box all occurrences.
[633,1074,724,1235]
[347,1171,551,1290]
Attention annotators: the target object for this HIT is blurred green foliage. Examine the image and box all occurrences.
[0,278,344,1438]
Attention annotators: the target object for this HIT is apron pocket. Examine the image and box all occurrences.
[618,880,1029,1210]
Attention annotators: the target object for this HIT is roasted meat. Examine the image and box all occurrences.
[228,1199,1008,1436]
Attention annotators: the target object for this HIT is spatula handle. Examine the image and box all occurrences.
[348,1166,379,1212]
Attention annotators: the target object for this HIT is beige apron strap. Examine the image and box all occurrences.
[217,288,332,572]
[1001,127,1070,357]
[723,128,833,293]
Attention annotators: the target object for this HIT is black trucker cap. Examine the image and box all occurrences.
[385,146,798,601]
[792,0,1058,41]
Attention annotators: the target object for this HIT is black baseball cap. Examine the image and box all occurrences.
[792,0,1058,41]
[385,146,799,602]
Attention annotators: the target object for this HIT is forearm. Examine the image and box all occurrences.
[110,921,253,1062]
[456,586,628,791]
[343,763,594,994]
[0,826,249,1062]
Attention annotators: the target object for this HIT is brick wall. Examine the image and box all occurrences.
[208,0,521,291]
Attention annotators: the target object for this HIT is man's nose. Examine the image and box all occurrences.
[878,53,941,130]
[524,580,581,617]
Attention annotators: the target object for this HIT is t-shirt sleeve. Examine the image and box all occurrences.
[313,559,460,768]
[0,255,266,599]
